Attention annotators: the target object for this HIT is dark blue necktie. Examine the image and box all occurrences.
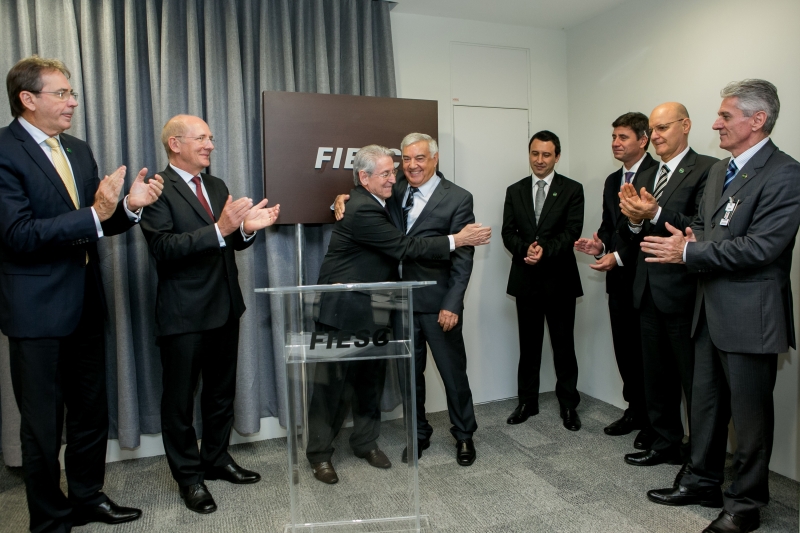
[403,186,419,232]
[624,171,634,184]
[722,159,738,194]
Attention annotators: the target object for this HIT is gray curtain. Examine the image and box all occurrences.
[0,0,396,466]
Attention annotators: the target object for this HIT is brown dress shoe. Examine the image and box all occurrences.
[311,461,339,484]
[355,448,391,469]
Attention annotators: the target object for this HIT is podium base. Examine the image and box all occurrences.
[284,515,431,532]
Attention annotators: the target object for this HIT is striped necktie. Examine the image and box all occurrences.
[722,159,738,194]
[653,165,670,200]
[403,186,419,232]
[44,137,79,208]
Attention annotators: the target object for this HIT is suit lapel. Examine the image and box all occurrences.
[389,177,407,229]
[609,168,623,227]
[657,149,697,205]
[711,140,777,217]
[58,135,84,207]
[409,173,447,234]
[536,173,563,227]
[164,166,215,224]
[12,120,77,210]
[518,176,537,229]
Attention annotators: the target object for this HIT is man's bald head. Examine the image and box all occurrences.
[649,102,692,163]
[161,114,193,156]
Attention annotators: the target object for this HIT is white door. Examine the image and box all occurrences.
[451,105,556,404]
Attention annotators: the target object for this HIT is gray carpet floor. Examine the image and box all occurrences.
[0,394,797,532]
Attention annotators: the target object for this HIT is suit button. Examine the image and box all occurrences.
[615,229,619,234]
[536,236,539,240]
[711,222,715,228]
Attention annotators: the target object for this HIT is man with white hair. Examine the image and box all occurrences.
[642,79,799,533]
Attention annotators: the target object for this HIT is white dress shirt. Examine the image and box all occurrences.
[401,175,455,250]
[18,117,141,238]
[170,164,255,247]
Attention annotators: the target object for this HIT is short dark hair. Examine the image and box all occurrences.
[612,112,651,149]
[6,55,71,118]
[528,130,561,156]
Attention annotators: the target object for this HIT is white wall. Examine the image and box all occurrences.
[390,12,571,412]
[566,0,800,480]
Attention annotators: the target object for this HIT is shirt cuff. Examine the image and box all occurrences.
[628,220,643,234]
[651,206,662,224]
[448,235,455,251]
[594,242,607,259]
[214,223,226,247]
[682,242,688,263]
[91,207,104,238]
[123,195,142,222]
[613,251,623,266]
[240,221,257,241]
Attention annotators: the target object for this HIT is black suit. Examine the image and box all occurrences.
[502,173,584,409]
[0,118,135,532]
[596,154,658,423]
[139,165,254,487]
[307,185,449,463]
[623,148,717,453]
[682,140,800,515]
[385,172,478,442]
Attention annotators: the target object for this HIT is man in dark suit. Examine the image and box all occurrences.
[0,56,163,532]
[574,112,657,448]
[309,144,490,484]
[643,80,799,533]
[618,102,718,468]
[333,133,483,467]
[139,115,279,514]
[502,130,585,431]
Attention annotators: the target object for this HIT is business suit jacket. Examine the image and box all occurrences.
[625,149,718,314]
[0,118,133,338]
[386,171,474,315]
[316,185,450,330]
[686,140,800,354]
[597,153,658,294]
[502,173,584,299]
[139,165,253,338]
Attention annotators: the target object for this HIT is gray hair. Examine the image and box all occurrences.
[400,132,439,156]
[353,145,395,186]
[720,79,780,134]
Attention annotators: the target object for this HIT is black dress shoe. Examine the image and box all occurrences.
[624,448,682,466]
[205,462,261,484]
[311,461,339,484]
[560,407,581,431]
[355,448,391,469]
[456,438,476,466]
[647,484,723,507]
[604,414,643,436]
[179,483,217,514]
[702,510,760,533]
[634,428,656,450]
[73,499,142,525]
[401,438,430,463]
[672,462,691,488]
[507,403,538,425]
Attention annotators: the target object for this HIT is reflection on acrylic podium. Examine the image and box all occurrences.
[256,282,434,533]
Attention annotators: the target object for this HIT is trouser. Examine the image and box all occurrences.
[608,289,647,423]
[158,312,240,487]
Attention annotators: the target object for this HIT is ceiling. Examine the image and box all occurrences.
[388,0,629,30]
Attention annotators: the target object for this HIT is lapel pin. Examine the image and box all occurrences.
[552,192,557,197]
[742,173,748,178]
[679,168,684,173]
[66,147,72,153]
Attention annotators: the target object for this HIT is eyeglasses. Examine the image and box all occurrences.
[33,90,79,100]
[370,168,398,179]
[175,135,216,144]
[651,118,686,134]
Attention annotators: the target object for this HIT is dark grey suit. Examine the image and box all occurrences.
[681,140,800,515]
[387,171,478,442]
[623,148,717,453]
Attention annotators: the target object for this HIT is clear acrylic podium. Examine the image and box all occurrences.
[256,282,434,533]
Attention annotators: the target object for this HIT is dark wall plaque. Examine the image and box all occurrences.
[262,92,438,224]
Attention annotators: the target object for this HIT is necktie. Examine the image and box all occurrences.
[653,165,670,200]
[624,171,635,184]
[403,186,419,232]
[44,137,79,208]
[722,159,738,194]
[190,176,215,221]
[534,180,546,223]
